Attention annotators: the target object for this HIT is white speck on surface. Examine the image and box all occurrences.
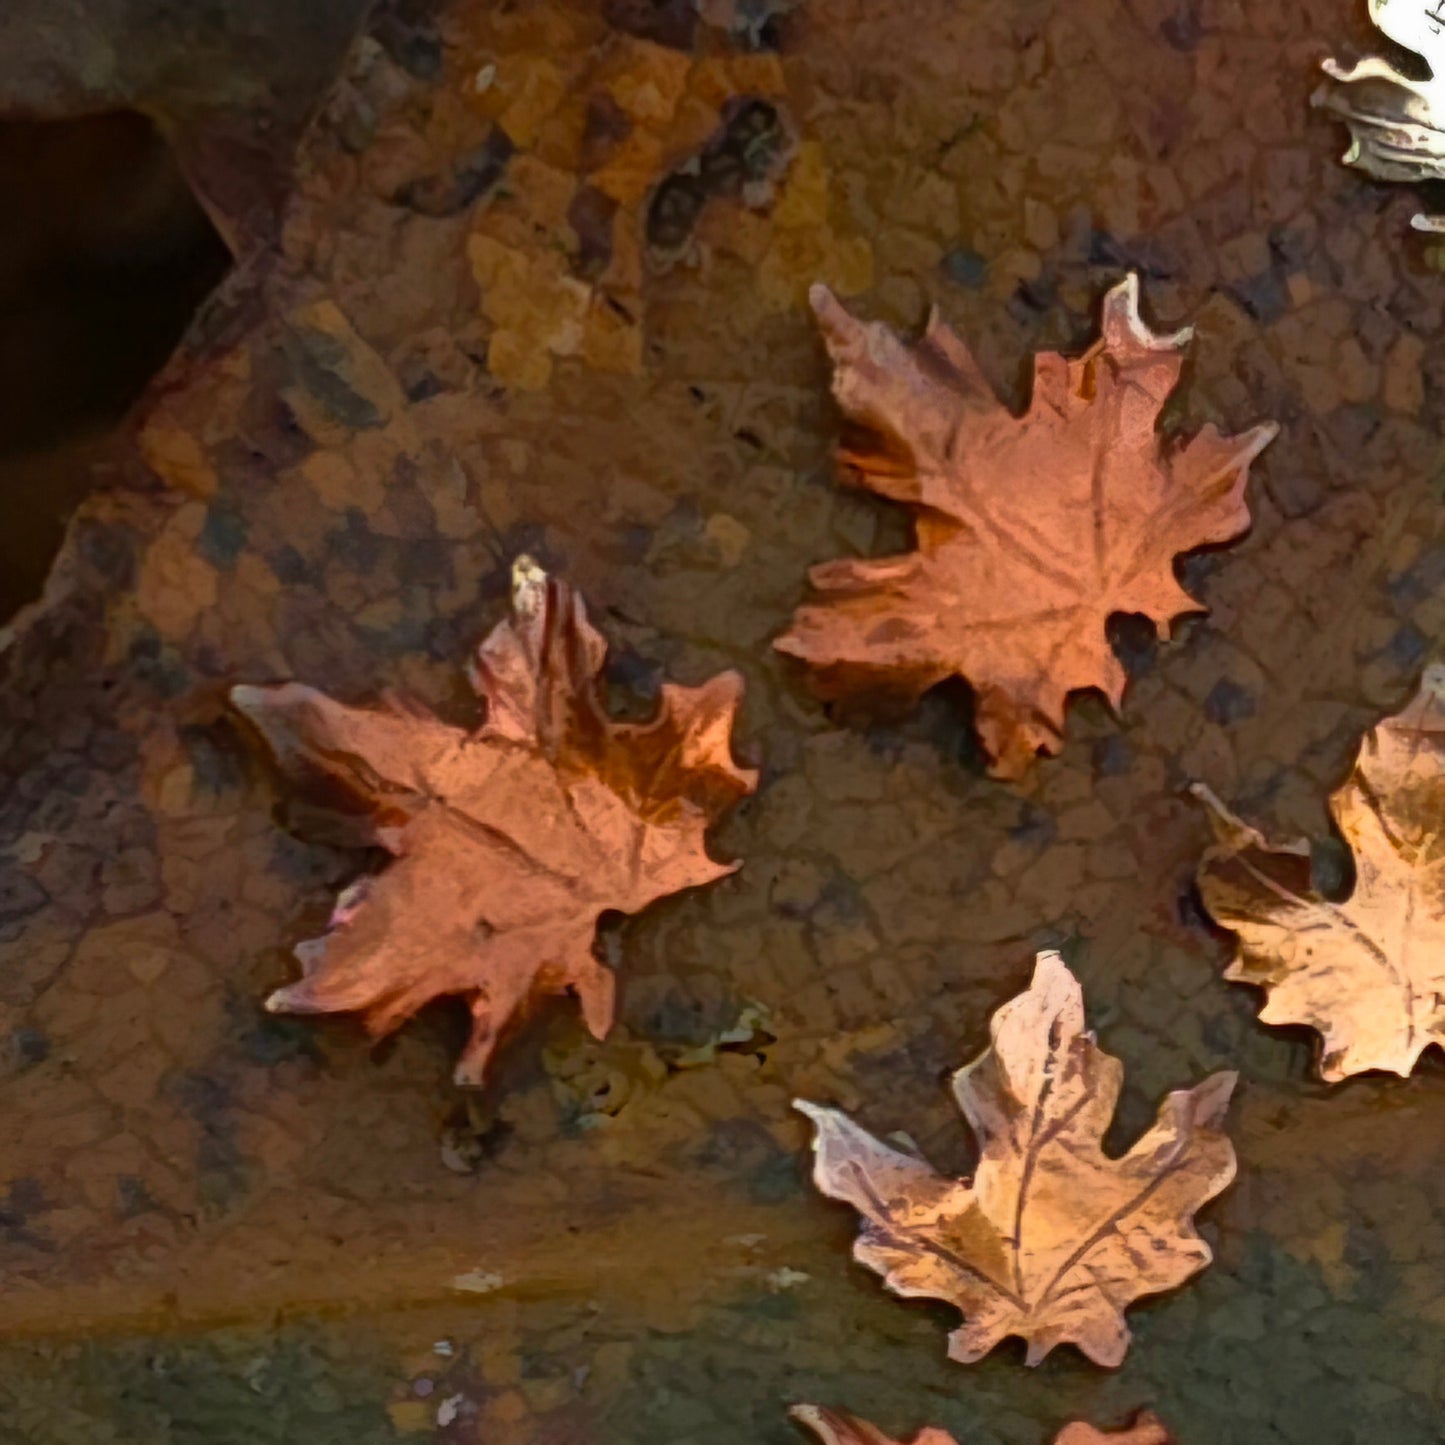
[766,1267,811,1291]
[436,1393,466,1427]
[474,62,496,92]
[451,1268,504,1294]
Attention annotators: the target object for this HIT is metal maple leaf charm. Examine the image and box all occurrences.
[791,1405,1174,1445]
[1317,0,1445,231]
[790,1405,959,1445]
[776,276,1277,778]
[1194,664,1445,1082]
[795,952,1236,1367]
[232,557,756,1086]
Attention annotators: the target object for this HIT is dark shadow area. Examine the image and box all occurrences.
[0,110,231,620]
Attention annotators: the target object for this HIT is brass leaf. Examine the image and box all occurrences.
[795,952,1236,1367]
[1317,0,1445,231]
[1194,664,1445,1081]
[790,1404,958,1445]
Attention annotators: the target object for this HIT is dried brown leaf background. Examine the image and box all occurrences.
[776,275,1277,777]
[232,557,755,1085]
[1195,663,1445,1081]
[0,8,1443,1445]
[796,952,1236,1367]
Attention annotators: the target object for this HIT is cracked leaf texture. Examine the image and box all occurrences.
[776,274,1277,777]
[795,952,1236,1367]
[791,1405,1174,1445]
[231,557,756,1085]
[1195,664,1445,1081]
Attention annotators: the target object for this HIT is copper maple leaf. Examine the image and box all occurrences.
[1193,665,1445,1082]
[231,557,756,1085]
[795,951,1236,1367]
[790,1405,957,1445]
[791,1405,1174,1445]
[775,276,1278,777]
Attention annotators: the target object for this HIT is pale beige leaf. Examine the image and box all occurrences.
[1194,663,1445,1081]
[795,952,1236,1367]
[790,1404,958,1445]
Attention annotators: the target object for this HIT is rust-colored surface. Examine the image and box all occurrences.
[1,0,1445,1441]
[797,953,1236,1367]
[232,555,754,1085]
[775,277,1277,777]
[1194,663,1445,1082]
[792,1405,1174,1445]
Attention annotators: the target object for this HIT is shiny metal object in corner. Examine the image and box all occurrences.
[1316,0,1445,230]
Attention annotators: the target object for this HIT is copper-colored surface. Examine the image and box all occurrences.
[1055,1414,1175,1445]
[795,951,1236,1367]
[791,1405,1175,1444]
[1194,664,1445,1082]
[231,556,756,1086]
[775,276,1277,778]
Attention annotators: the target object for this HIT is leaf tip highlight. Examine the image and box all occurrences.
[510,553,548,614]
